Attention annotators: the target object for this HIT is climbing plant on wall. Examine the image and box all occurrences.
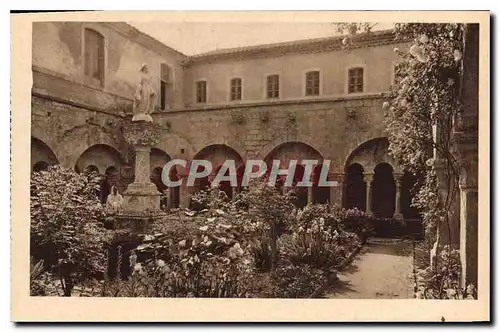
[335,23,473,297]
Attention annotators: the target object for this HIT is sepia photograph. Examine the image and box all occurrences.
[10,10,490,322]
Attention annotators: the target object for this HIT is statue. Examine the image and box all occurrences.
[132,64,156,122]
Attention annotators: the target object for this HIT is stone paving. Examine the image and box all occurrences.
[328,238,415,299]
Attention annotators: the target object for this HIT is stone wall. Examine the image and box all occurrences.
[183,39,407,107]
[32,22,187,112]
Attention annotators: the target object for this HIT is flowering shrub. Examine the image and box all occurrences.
[30,166,113,296]
[279,204,361,272]
[105,205,259,297]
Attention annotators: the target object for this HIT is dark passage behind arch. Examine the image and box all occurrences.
[372,163,396,218]
[344,163,366,211]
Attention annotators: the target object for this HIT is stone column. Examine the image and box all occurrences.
[133,145,151,183]
[455,23,479,290]
[329,173,345,208]
[459,183,478,288]
[179,180,190,209]
[394,173,404,219]
[118,121,163,229]
[363,173,374,215]
[307,186,313,205]
[165,188,171,210]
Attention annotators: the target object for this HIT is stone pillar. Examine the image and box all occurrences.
[133,146,151,183]
[307,186,313,205]
[455,23,479,289]
[394,173,404,219]
[459,183,478,288]
[179,180,190,209]
[329,173,345,208]
[115,121,164,231]
[363,173,374,215]
[165,188,171,210]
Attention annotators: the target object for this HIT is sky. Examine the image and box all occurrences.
[129,22,393,56]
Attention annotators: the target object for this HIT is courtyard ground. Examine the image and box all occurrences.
[328,238,415,299]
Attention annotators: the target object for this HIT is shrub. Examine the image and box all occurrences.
[341,207,375,241]
[415,245,476,299]
[30,166,113,296]
[269,263,327,298]
[279,204,361,273]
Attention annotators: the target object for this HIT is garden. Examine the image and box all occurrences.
[30,166,372,298]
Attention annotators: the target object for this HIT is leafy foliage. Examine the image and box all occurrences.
[280,204,361,272]
[30,165,113,296]
[415,246,476,299]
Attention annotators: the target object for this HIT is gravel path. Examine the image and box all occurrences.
[328,238,414,299]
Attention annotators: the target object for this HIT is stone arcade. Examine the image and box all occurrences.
[30,22,478,287]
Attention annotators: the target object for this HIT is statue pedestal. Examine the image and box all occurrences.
[115,120,165,232]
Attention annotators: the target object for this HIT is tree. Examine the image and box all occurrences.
[30,166,113,296]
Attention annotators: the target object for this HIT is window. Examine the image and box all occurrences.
[84,29,105,86]
[230,78,242,101]
[305,71,320,96]
[348,67,364,93]
[266,75,280,99]
[160,64,171,110]
[196,80,207,103]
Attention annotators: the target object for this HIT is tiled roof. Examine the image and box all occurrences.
[184,29,399,65]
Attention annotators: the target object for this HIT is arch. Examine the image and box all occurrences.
[344,137,400,173]
[74,144,122,175]
[344,163,366,211]
[193,144,245,172]
[57,123,123,168]
[74,144,122,204]
[256,136,324,161]
[31,137,58,171]
[262,141,324,170]
[372,162,396,219]
[32,161,49,172]
[150,148,171,174]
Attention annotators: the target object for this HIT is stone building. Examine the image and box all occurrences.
[31,22,421,226]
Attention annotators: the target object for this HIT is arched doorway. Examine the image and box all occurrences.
[372,163,396,219]
[75,144,122,204]
[31,137,58,171]
[263,141,323,207]
[344,163,366,211]
[189,144,244,208]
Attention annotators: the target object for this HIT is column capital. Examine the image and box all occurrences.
[329,172,345,183]
[363,172,374,183]
[394,173,404,187]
